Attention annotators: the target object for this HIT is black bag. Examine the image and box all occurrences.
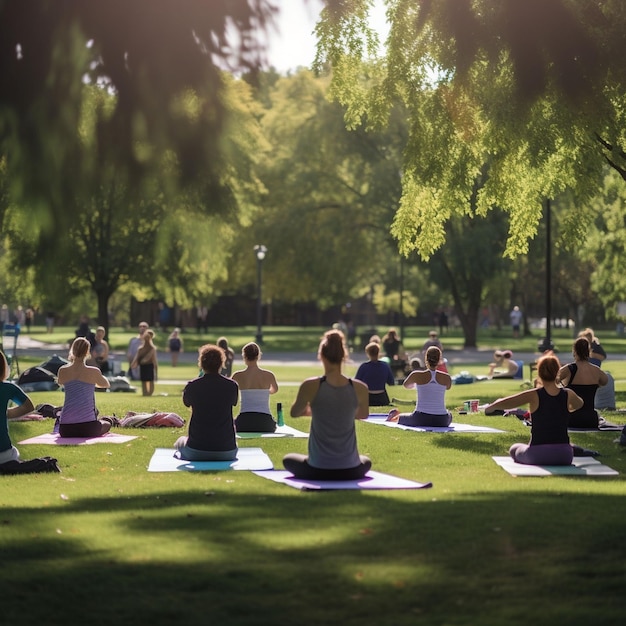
[0,457,61,475]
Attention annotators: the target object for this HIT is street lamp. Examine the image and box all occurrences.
[538,199,554,353]
[254,244,267,344]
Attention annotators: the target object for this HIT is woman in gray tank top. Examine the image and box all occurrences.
[283,329,371,480]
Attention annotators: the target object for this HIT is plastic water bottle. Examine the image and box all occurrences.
[277,402,284,427]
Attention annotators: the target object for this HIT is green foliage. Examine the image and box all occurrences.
[317,0,626,259]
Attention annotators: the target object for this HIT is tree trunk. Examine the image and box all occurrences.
[96,290,111,335]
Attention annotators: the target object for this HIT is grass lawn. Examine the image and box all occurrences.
[2,331,626,625]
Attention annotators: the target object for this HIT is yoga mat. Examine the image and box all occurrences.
[236,425,308,439]
[18,432,137,445]
[148,447,273,472]
[365,415,505,433]
[253,469,432,491]
[493,455,619,477]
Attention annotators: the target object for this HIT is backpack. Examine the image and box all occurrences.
[17,367,60,392]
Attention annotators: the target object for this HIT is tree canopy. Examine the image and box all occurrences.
[315,0,626,258]
[0,0,278,231]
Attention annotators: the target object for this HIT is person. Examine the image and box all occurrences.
[90,326,110,374]
[488,349,519,378]
[174,344,238,461]
[421,330,447,372]
[386,346,453,427]
[0,351,61,474]
[196,305,208,334]
[578,327,606,367]
[381,328,409,380]
[485,355,583,465]
[25,306,34,333]
[45,311,55,333]
[14,305,25,327]
[168,328,183,367]
[556,336,608,428]
[283,329,371,480]
[0,304,9,333]
[127,321,148,380]
[217,336,235,377]
[354,341,395,406]
[75,315,96,348]
[438,310,449,335]
[0,351,36,463]
[510,305,523,338]
[232,342,279,432]
[57,337,112,437]
[131,329,158,396]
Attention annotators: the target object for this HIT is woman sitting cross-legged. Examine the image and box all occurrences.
[174,344,238,461]
[386,346,452,427]
[556,336,608,429]
[283,329,371,480]
[232,342,279,433]
[485,355,583,466]
[57,337,112,437]
[354,341,395,406]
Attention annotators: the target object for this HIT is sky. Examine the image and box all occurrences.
[265,0,388,73]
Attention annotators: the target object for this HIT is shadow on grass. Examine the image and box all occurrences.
[2,485,626,626]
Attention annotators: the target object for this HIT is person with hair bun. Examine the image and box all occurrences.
[57,337,112,437]
[488,349,519,378]
[386,346,452,427]
[556,336,608,428]
[232,342,279,432]
[174,344,238,461]
[283,329,371,480]
[485,355,583,465]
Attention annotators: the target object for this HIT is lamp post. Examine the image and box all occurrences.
[538,198,554,353]
[254,245,267,344]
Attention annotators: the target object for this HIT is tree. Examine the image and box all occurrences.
[1,76,264,330]
[227,69,409,316]
[315,0,626,259]
[0,0,278,232]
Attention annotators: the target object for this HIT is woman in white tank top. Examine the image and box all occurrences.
[232,342,279,432]
[387,346,452,427]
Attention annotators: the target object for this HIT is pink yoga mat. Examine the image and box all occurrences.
[18,433,137,445]
[253,470,433,491]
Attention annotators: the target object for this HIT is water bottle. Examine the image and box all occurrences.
[277,402,284,427]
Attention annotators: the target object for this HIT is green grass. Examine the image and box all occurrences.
[3,345,626,625]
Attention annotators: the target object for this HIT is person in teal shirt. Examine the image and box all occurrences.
[0,351,35,464]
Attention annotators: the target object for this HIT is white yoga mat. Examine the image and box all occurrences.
[236,425,308,439]
[18,433,137,445]
[493,455,619,477]
[147,447,273,472]
[365,415,505,433]
[253,469,432,491]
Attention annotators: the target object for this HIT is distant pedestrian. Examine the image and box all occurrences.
[168,328,183,367]
[25,307,34,333]
[217,337,235,377]
[438,310,448,335]
[510,306,523,338]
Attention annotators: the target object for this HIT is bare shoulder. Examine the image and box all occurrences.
[352,377,369,392]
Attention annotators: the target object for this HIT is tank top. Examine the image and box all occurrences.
[565,363,599,427]
[60,379,97,424]
[308,377,360,469]
[530,387,570,446]
[416,369,447,414]
[240,388,271,414]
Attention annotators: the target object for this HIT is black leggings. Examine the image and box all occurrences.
[59,420,111,438]
[283,453,371,480]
